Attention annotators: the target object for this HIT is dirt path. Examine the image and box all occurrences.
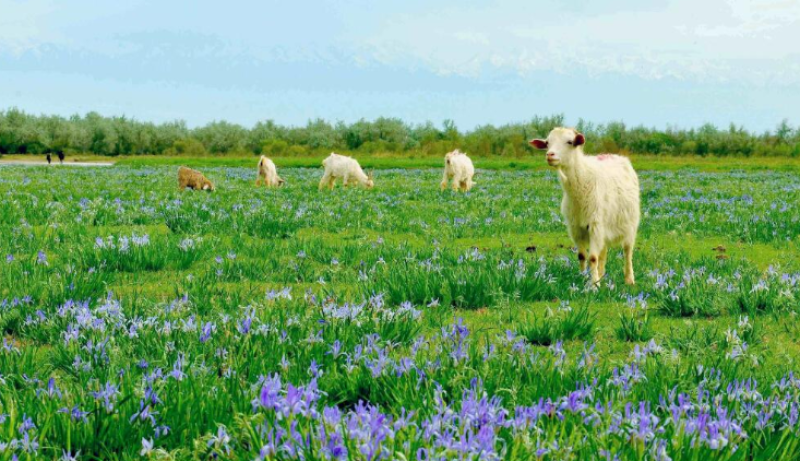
[0,160,114,167]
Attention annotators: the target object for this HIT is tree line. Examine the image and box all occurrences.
[1,108,799,158]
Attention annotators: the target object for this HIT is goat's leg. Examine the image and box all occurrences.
[577,241,589,273]
[319,173,331,190]
[623,240,636,285]
[598,247,608,279]
[588,236,604,286]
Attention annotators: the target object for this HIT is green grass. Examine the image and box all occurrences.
[2,163,800,460]
[16,151,795,172]
[137,154,800,172]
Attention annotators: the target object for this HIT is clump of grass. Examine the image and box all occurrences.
[735,315,762,345]
[162,207,202,234]
[665,321,722,355]
[735,275,792,315]
[239,210,303,239]
[615,292,653,342]
[616,312,653,342]
[520,302,595,346]
[88,233,169,272]
[653,279,723,318]
[361,250,573,310]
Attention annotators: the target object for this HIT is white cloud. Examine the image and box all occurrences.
[3,0,800,88]
[452,31,490,45]
[350,0,800,85]
[0,0,61,54]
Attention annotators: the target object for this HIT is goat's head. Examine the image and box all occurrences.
[444,150,459,165]
[529,127,585,167]
[365,170,375,189]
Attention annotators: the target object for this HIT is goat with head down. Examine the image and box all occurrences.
[178,166,215,191]
[255,156,285,188]
[319,153,374,190]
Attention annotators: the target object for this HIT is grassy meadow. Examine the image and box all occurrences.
[9,151,800,172]
[1,159,800,460]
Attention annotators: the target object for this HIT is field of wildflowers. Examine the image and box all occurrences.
[2,165,800,460]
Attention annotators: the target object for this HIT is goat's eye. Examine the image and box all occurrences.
[567,141,573,145]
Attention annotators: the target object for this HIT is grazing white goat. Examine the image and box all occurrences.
[530,127,640,285]
[319,153,374,190]
[255,156,285,188]
[440,150,475,192]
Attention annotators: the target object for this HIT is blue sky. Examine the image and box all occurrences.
[2,0,800,131]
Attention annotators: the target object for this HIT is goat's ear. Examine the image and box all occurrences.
[529,139,548,149]
[574,133,585,147]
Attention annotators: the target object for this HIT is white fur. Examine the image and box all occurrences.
[531,127,640,285]
[255,156,284,188]
[440,150,475,192]
[319,153,374,190]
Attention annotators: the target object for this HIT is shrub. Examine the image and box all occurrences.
[165,138,208,156]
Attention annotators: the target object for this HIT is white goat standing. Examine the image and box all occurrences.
[255,156,285,188]
[440,150,475,192]
[319,153,374,190]
[530,127,640,285]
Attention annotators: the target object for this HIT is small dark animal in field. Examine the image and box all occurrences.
[178,166,215,191]
[525,245,537,253]
[46,153,52,165]
[712,245,727,253]
[57,150,65,164]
